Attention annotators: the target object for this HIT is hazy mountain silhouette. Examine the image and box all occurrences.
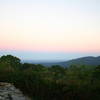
[23,56,100,67]
[59,56,100,67]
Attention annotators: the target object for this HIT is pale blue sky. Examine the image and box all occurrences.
[0,50,100,61]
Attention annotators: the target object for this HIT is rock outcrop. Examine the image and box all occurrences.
[0,82,31,100]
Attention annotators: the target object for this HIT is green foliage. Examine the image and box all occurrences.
[0,55,100,100]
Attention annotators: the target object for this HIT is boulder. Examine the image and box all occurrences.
[0,82,31,100]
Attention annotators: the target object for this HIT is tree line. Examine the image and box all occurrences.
[0,55,100,100]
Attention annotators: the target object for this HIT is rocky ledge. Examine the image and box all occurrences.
[0,82,31,100]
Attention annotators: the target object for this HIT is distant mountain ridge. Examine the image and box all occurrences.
[60,56,100,67]
[23,56,100,67]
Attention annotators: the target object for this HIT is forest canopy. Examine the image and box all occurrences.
[0,55,100,100]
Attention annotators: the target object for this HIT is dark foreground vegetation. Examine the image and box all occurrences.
[0,55,100,100]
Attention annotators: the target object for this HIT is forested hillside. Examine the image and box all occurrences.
[0,55,100,100]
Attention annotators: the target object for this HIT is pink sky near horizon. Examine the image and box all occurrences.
[0,35,100,53]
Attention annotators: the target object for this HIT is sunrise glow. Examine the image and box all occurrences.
[0,0,100,60]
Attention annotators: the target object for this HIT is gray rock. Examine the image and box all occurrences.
[0,82,31,100]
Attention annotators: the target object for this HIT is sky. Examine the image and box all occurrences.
[0,0,100,60]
